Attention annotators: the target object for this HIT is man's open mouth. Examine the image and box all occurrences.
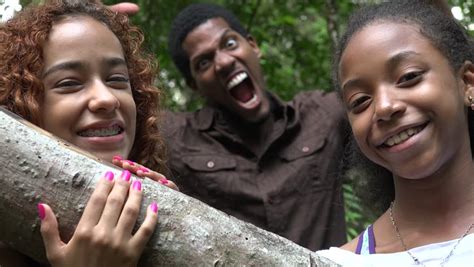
[226,72,258,105]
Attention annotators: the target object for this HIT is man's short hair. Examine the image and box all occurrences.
[168,3,249,83]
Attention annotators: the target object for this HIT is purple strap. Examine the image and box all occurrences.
[367,224,376,254]
[355,224,376,255]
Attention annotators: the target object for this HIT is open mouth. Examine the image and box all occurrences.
[382,123,428,147]
[226,72,258,106]
[77,124,124,138]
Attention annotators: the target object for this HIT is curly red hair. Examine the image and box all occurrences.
[0,0,168,175]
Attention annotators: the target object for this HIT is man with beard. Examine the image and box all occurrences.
[161,3,347,251]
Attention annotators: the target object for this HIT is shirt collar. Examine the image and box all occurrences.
[191,91,298,131]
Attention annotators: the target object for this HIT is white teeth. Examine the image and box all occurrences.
[78,125,122,137]
[384,125,423,147]
[227,72,248,90]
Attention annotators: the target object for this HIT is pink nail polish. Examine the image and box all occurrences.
[121,170,131,182]
[132,180,142,191]
[125,160,135,166]
[37,203,46,220]
[112,155,122,161]
[104,171,114,181]
[138,167,149,173]
[150,201,158,213]
[159,179,169,185]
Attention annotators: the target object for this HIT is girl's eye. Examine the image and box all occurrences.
[225,38,237,49]
[349,95,371,113]
[397,71,424,86]
[55,79,81,89]
[107,75,130,88]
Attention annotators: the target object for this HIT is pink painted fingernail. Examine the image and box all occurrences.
[104,171,114,181]
[159,179,169,185]
[37,203,46,220]
[121,170,131,182]
[125,160,135,166]
[112,155,123,161]
[150,201,158,213]
[132,180,142,191]
[138,167,149,173]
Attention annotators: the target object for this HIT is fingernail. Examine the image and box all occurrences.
[104,171,114,181]
[125,160,135,166]
[112,155,122,161]
[150,201,158,213]
[37,203,46,220]
[132,180,142,191]
[138,167,149,173]
[121,170,131,182]
[159,179,169,185]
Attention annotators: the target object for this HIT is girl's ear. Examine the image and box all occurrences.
[460,61,474,108]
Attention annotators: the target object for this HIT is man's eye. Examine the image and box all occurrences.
[225,38,237,49]
[397,71,424,86]
[197,59,210,70]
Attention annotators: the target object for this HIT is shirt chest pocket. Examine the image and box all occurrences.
[182,154,238,195]
[279,136,329,191]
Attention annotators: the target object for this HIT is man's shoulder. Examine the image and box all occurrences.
[290,89,344,115]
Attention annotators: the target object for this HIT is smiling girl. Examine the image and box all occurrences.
[317,0,474,266]
[0,0,172,266]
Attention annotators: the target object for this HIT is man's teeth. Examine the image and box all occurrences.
[227,72,248,90]
[242,94,258,106]
[78,125,122,137]
[384,126,423,147]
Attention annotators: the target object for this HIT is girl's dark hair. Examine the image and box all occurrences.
[334,0,474,214]
[0,0,169,175]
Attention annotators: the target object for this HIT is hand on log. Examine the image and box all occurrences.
[39,171,158,267]
[112,156,179,191]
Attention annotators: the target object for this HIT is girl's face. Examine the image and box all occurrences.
[41,16,137,162]
[339,22,472,179]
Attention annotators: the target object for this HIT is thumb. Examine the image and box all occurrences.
[38,203,64,260]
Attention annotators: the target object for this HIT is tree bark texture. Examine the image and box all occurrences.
[0,107,340,266]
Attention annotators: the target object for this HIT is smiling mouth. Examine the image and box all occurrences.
[77,125,123,137]
[382,123,427,147]
[226,72,258,105]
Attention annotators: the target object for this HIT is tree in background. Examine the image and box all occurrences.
[15,0,474,240]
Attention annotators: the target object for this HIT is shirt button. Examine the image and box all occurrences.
[302,146,310,153]
[207,161,215,168]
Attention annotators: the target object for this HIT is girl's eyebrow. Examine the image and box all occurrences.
[42,61,82,78]
[342,51,422,92]
[386,51,421,71]
[42,57,127,78]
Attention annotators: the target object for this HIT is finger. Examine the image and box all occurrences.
[112,155,124,168]
[39,203,65,263]
[155,176,180,191]
[98,170,132,227]
[78,171,115,227]
[162,179,180,191]
[131,201,158,251]
[140,169,164,182]
[116,180,143,236]
[107,3,140,15]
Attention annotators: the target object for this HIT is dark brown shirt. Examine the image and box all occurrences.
[161,90,348,250]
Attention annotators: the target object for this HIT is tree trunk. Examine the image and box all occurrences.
[0,107,340,266]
